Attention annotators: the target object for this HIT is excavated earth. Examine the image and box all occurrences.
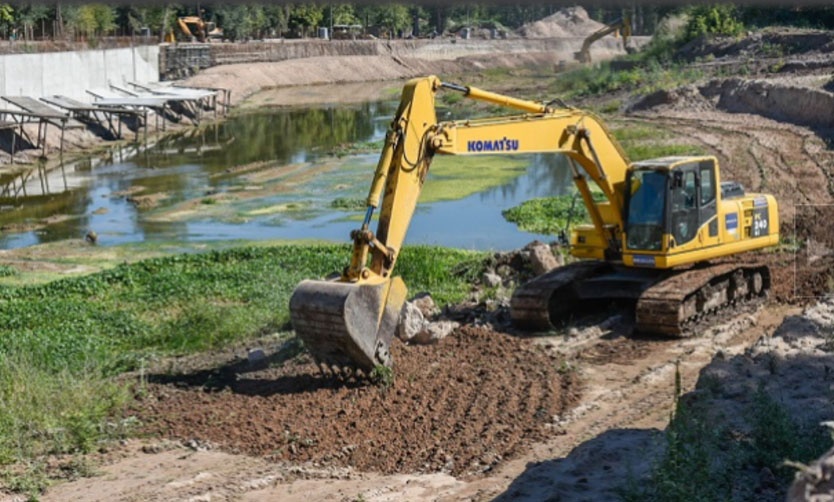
[134,325,580,478]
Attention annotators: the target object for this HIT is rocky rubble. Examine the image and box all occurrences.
[398,240,566,343]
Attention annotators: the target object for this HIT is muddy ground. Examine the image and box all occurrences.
[7,24,834,502]
[136,326,578,478]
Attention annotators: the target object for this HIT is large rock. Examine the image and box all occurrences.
[482,271,503,288]
[397,302,426,342]
[787,444,834,502]
[412,320,459,345]
[397,301,459,345]
[527,241,561,275]
[411,292,440,317]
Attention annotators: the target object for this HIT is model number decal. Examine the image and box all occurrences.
[752,207,769,237]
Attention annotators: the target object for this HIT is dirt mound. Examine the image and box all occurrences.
[727,203,834,304]
[517,6,605,39]
[134,325,579,477]
[677,29,834,62]
[629,78,834,130]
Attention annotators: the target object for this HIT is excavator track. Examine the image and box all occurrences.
[510,260,770,336]
[636,263,770,337]
[510,261,611,330]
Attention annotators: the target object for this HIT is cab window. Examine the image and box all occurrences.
[700,165,715,206]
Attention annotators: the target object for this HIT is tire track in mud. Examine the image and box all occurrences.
[133,325,576,479]
[451,305,798,501]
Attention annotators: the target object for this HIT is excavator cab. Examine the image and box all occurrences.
[622,156,777,269]
[624,157,717,253]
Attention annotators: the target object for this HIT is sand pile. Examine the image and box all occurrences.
[518,6,606,39]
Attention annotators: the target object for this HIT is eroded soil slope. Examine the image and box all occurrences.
[134,325,579,478]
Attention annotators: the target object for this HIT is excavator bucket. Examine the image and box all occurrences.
[289,277,407,373]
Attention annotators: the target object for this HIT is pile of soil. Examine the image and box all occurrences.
[629,78,834,131]
[733,203,834,304]
[517,6,605,39]
[134,325,580,477]
[677,29,834,63]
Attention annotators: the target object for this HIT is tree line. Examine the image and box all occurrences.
[0,3,833,43]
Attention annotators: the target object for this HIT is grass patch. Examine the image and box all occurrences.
[502,192,604,235]
[421,155,529,203]
[611,124,706,162]
[547,31,707,101]
[330,197,366,211]
[626,381,831,500]
[623,143,706,161]
[0,265,17,278]
[0,243,487,495]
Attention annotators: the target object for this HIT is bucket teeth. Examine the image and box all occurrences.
[314,359,369,382]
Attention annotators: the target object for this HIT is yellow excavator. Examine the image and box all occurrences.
[290,76,779,373]
[574,16,633,64]
[170,16,222,43]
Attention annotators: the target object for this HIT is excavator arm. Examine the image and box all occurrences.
[574,16,632,64]
[290,76,633,373]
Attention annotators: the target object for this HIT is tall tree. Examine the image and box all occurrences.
[288,3,323,38]
[375,3,409,38]
[18,4,50,40]
[0,4,13,38]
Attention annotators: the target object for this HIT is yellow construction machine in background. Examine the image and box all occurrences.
[290,76,779,373]
[165,16,223,43]
[574,16,633,64]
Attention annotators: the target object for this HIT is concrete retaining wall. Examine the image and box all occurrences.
[161,37,650,80]
[207,38,605,63]
[0,45,159,102]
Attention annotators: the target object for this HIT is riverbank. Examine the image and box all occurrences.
[5,24,834,502]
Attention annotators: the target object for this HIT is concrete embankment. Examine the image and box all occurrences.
[0,45,158,101]
[163,37,621,79]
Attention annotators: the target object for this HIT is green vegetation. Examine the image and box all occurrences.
[502,192,602,236]
[327,139,384,158]
[246,202,309,216]
[370,364,394,389]
[684,5,745,41]
[0,243,487,495]
[612,124,706,161]
[549,60,707,100]
[330,197,366,211]
[626,380,830,501]
[421,155,528,203]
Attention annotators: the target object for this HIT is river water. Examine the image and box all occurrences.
[0,100,575,251]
